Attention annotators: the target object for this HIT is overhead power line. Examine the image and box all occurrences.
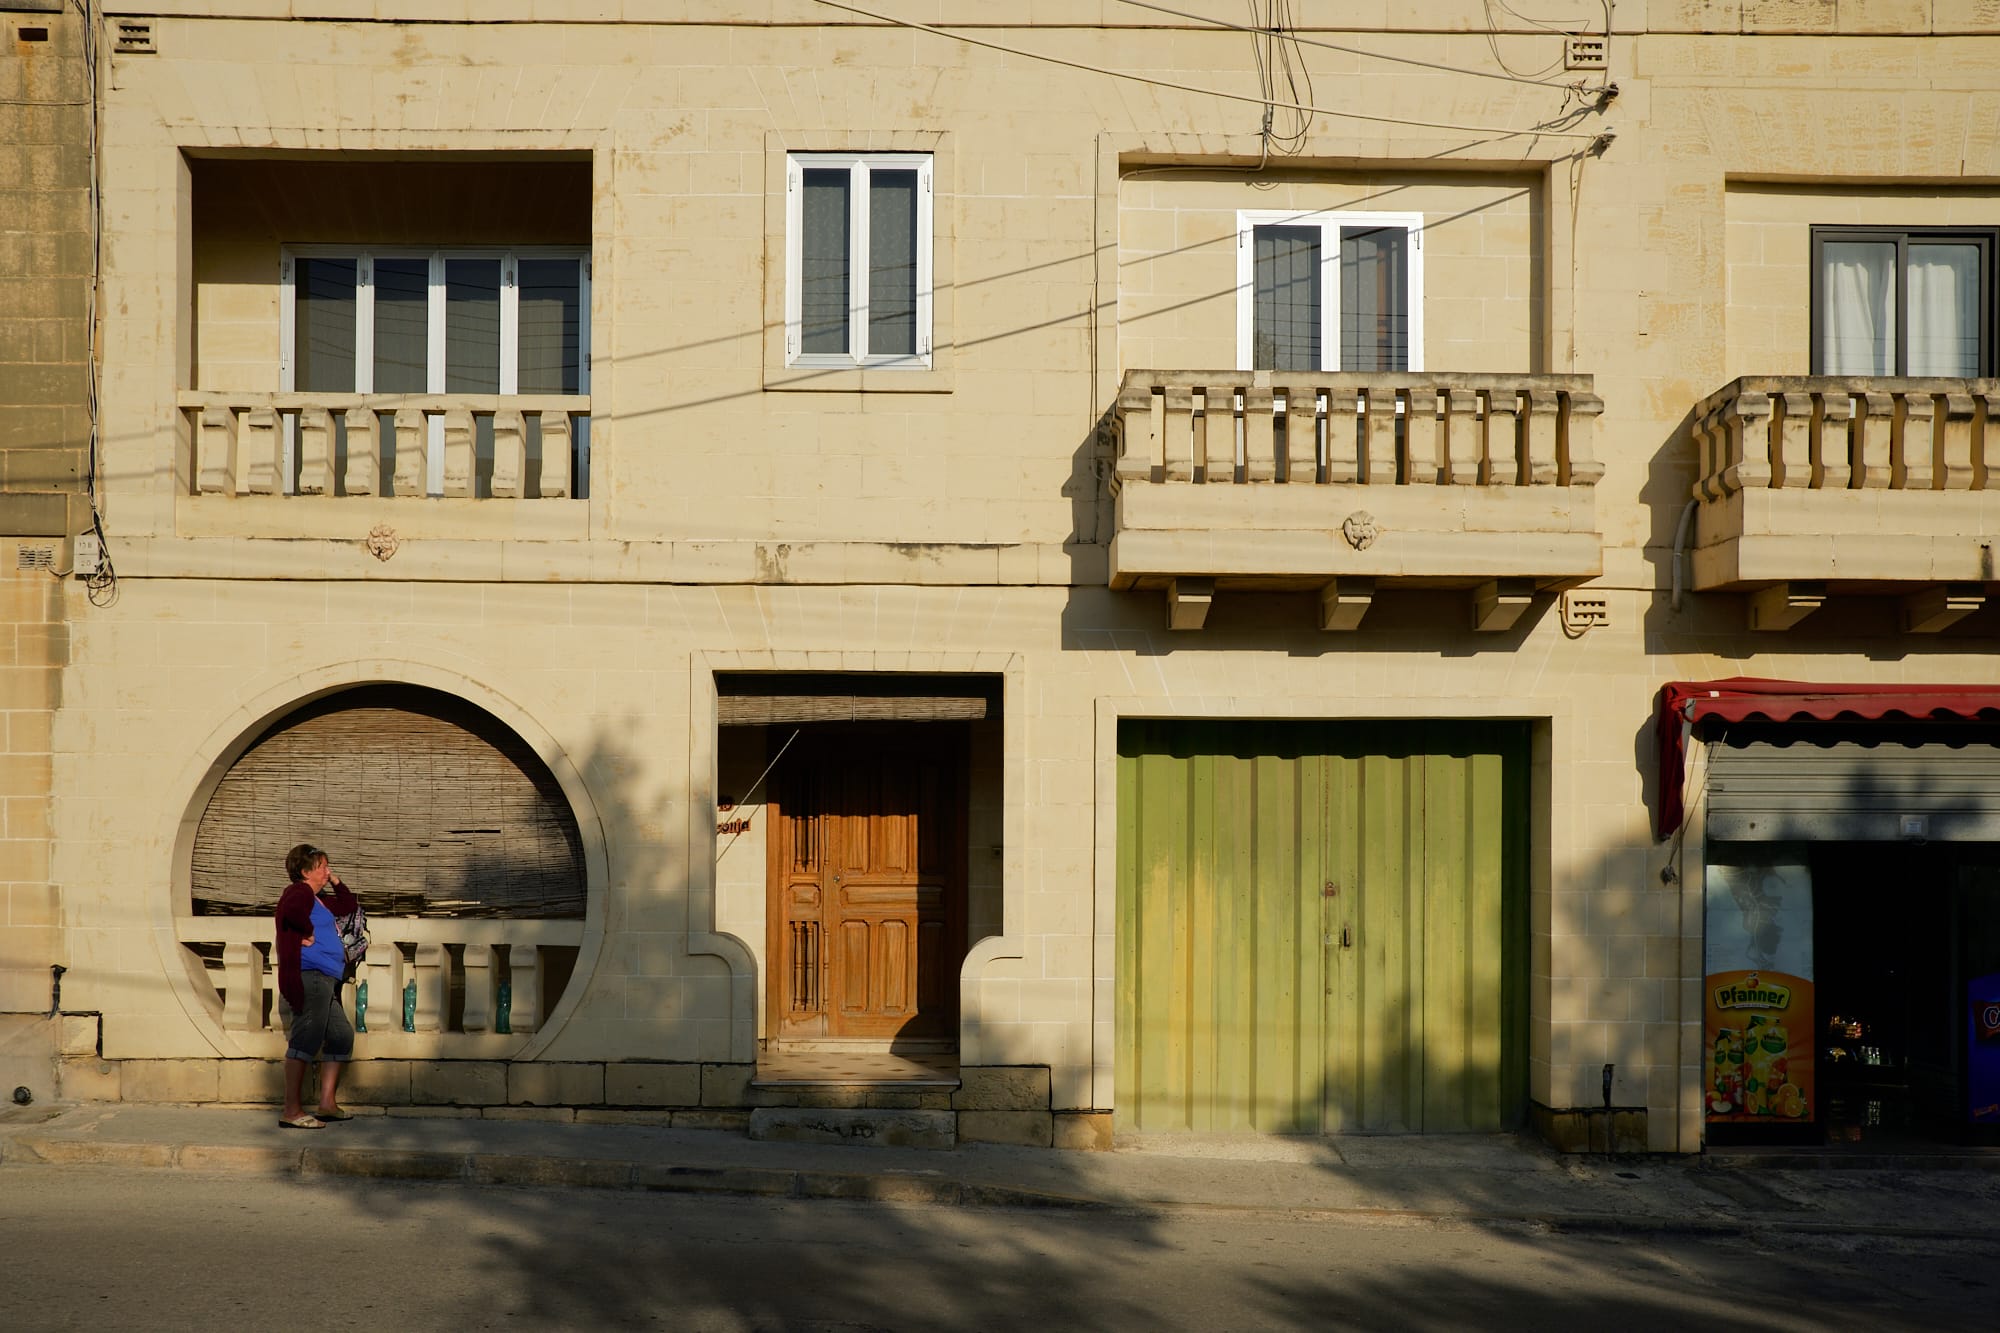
[811,0,1606,143]
[1113,0,1583,89]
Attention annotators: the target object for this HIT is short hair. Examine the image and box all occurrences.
[285,843,326,882]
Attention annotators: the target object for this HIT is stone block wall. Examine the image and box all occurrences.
[0,7,91,541]
[0,5,91,1107]
[61,1051,1085,1145]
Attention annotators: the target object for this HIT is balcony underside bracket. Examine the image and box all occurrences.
[1318,578,1375,631]
[1901,584,1988,634]
[1471,580,1535,633]
[1167,577,1215,631]
[1748,581,1826,631]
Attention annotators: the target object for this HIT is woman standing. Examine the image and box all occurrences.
[274,843,357,1128]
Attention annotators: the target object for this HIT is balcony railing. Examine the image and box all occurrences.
[178,915,584,1057]
[1110,371,1604,628]
[1694,376,2000,498]
[1689,377,2000,628]
[1115,371,1604,490]
[177,391,590,499]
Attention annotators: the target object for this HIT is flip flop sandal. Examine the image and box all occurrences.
[314,1106,353,1121]
[278,1114,325,1129]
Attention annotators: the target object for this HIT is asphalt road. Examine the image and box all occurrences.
[0,1165,1990,1330]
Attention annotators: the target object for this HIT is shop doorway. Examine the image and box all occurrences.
[1773,844,2000,1148]
[1705,842,2000,1149]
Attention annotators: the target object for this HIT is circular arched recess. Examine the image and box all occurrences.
[171,680,599,1061]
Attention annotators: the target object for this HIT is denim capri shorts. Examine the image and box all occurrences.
[283,969,354,1063]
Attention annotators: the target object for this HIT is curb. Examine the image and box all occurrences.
[7,1132,2000,1239]
[0,1133,1109,1212]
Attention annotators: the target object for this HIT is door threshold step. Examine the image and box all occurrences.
[750,1075,962,1090]
[754,1048,961,1088]
[748,1107,957,1149]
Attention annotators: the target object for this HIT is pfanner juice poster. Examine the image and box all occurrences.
[1705,857,1814,1124]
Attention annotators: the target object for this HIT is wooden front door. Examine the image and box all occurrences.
[769,725,966,1042]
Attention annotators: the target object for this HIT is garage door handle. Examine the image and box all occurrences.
[1340,926,1352,949]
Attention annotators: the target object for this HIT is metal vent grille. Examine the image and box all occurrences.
[1565,35,1607,70]
[113,20,155,55]
[15,544,55,571]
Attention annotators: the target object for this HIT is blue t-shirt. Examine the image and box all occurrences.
[300,897,345,979]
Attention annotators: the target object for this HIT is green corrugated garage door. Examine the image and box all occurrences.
[1116,720,1529,1134]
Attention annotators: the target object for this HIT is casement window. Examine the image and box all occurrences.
[1237,210,1424,373]
[1812,226,1997,377]
[785,153,933,368]
[280,247,590,495]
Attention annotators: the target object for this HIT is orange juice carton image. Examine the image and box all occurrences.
[1709,1027,1745,1115]
[1744,1016,1803,1117]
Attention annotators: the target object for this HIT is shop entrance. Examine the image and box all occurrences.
[1709,842,2000,1149]
[1810,845,1966,1146]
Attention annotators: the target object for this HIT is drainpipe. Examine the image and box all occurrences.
[1670,500,1699,612]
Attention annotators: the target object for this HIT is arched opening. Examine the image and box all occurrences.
[181,684,585,1042]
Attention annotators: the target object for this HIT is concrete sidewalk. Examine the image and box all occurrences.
[4,1102,1998,1239]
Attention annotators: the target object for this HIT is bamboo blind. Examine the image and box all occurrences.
[190,686,585,919]
[716,673,998,726]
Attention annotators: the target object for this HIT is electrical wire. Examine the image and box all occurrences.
[715,729,801,861]
[1482,0,1570,80]
[1265,1,1314,155]
[1115,0,1583,89]
[74,0,114,605]
[812,0,1607,142]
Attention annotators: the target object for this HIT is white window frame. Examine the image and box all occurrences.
[784,152,934,369]
[279,245,591,495]
[1235,210,1425,373]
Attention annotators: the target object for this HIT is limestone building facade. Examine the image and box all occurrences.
[7,3,2000,1151]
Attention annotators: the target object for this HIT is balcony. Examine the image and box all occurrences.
[1690,377,2000,630]
[175,391,591,541]
[179,914,582,1060]
[1110,371,1604,630]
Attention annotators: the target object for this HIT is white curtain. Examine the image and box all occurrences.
[1819,241,1893,375]
[1907,243,1979,377]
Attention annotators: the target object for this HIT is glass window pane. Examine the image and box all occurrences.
[1907,242,1980,377]
[867,168,918,357]
[1340,225,1409,373]
[801,168,851,355]
[518,258,582,395]
[1252,225,1320,371]
[444,259,502,394]
[294,258,357,393]
[373,258,429,394]
[1819,240,1895,375]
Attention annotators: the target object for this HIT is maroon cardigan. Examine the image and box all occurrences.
[274,880,358,1010]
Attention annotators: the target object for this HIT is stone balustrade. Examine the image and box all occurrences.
[176,391,590,499]
[1109,370,1606,628]
[1689,377,2000,627]
[1694,376,2000,498]
[178,915,584,1053]
[1114,370,1604,489]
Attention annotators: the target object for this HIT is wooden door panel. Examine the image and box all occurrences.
[877,919,912,1015]
[771,725,967,1042]
[837,920,871,1015]
[917,919,946,1010]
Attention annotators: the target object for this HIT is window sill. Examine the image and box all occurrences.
[763,363,955,394]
